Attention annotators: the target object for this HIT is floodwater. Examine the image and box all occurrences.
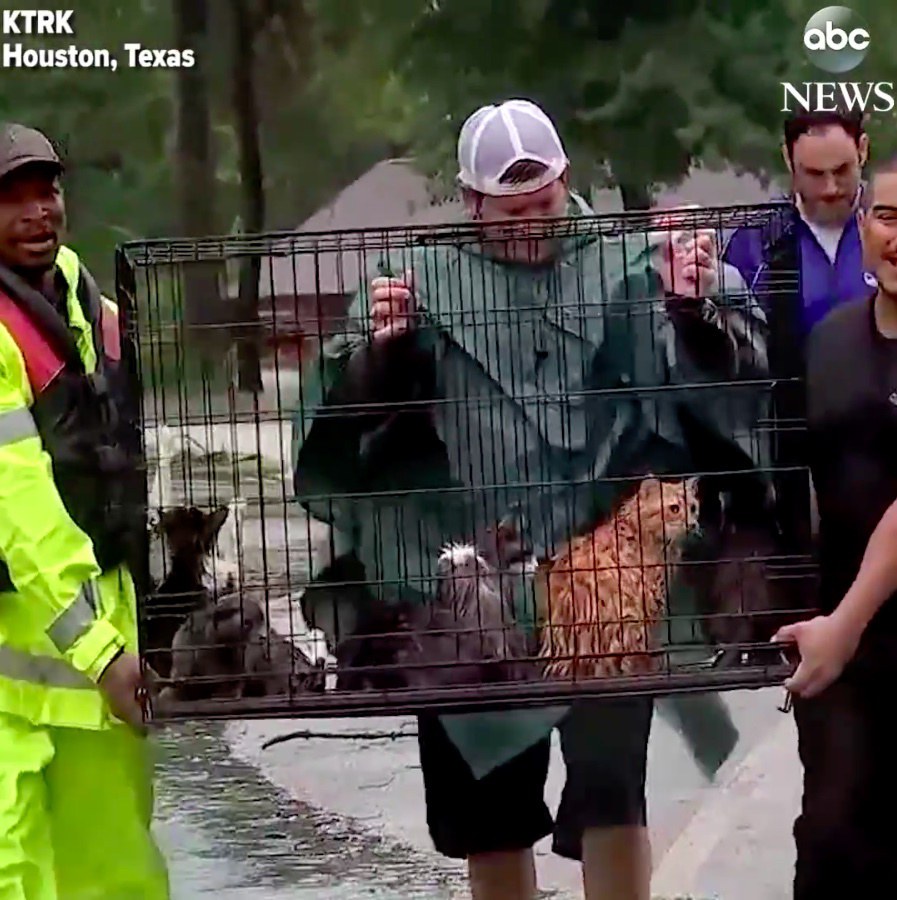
[153,723,467,900]
[150,696,799,900]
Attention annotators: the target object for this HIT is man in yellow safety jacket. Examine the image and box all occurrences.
[0,123,170,898]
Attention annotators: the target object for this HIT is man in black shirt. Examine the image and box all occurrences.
[775,157,897,896]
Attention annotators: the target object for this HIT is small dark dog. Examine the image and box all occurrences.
[682,478,817,667]
[337,513,536,691]
[159,591,325,704]
[396,532,535,688]
[145,505,230,678]
[300,550,373,679]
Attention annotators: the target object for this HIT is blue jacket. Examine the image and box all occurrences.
[722,196,876,554]
[723,196,874,339]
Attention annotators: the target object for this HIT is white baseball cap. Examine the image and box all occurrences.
[456,99,569,196]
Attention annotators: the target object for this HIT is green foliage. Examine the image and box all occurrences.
[0,0,175,285]
[4,0,896,300]
[0,0,426,288]
[253,0,427,228]
[392,0,801,203]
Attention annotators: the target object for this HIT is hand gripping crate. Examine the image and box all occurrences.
[115,201,816,722]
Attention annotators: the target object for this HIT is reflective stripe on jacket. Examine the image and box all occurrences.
[0,245,136,728]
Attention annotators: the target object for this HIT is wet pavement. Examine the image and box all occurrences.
[151,690,799,900]
[153,722,468,899]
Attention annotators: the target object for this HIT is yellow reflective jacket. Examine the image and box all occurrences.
[0,245,137,729]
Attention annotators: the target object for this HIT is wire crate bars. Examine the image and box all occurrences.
[116,201,816,722]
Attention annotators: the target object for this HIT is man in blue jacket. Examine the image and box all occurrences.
[725,106,871,330]
[723,106,875,557]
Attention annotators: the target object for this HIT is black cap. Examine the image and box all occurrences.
[0,123,63,182]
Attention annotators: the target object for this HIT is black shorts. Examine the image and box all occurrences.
[417,696,653,861]
[793,638,897,898]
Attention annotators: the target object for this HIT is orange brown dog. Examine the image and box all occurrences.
[537,477,699,679]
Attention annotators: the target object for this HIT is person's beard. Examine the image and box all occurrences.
[797,185,859,227]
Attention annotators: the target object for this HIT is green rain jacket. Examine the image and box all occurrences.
[292,195,770,778]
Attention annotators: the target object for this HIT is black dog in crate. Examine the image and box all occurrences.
[679,470,817,667]
[144,505,231,679]
[310,513,537,692]
[149,506,325,707]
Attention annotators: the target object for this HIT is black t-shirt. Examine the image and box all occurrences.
[806,295,897,632]
[40,267,70,324]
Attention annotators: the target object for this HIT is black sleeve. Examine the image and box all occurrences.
[293,327,440,519]
[804,320,826,425]
[330,328,437,418]
[804,303,859,428]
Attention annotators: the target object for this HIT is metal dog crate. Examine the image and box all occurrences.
[115,202,816,722]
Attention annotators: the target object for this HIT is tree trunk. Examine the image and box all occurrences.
[232,0,264,393]
[618,181,654,210]
[173,0,223,349]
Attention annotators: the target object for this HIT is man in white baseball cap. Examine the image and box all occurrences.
[294,98,766,900]
[452,99,574,266]
[456,98,570,196]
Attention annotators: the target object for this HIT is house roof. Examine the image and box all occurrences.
[260,158,777,298]
[298,158,463,231]
[260,159,463,298]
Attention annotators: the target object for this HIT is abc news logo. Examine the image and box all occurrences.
[804,17,869,54]
[781,6,894,113]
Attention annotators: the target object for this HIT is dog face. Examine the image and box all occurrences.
[481,511,537,574]
[156,505,230,564]
[620,477,700,545]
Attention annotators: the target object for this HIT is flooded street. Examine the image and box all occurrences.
[153,723,467,900]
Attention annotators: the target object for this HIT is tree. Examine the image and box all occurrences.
[0,0,177,284]
[231,0,265,393]
[0,0,424,274]
[171,0,228,365]
[248,0,426,229]
[388,0,799,207]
